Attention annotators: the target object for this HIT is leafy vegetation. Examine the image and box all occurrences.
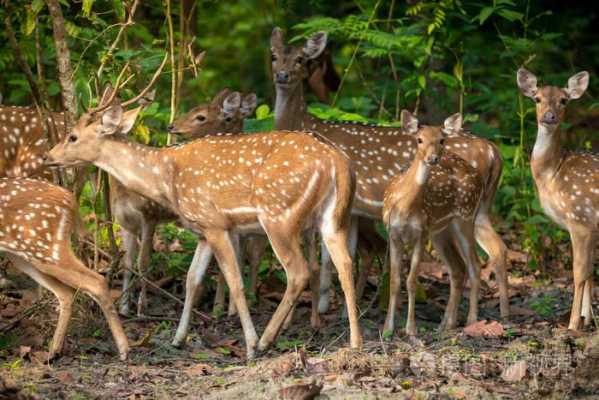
[0,1,596,276]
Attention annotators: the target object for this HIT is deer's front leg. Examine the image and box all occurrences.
[204,229,258,359]
[405,232,423,336]
[383,230,403,337]
[136,220,156,317]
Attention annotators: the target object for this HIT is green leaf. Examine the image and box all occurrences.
[496,9,524,22]
[82,0,95,17]
[430,71,457,88]
[476,7,495,25]
[255,104,270,120]
[112,0,126,21]
[417,74,426,89]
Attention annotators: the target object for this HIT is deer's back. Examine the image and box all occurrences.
[0,178,76,264]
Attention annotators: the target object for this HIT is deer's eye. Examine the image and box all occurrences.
[417,138,423,144]
[224,116,233,123]
[560,98,568,106]
[439,138,445,145]
[68,134,78,143]
[534,97,541,103]
[196,115,206,122]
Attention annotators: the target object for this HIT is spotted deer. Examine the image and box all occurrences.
[517,68,598,330]
[383,112,484,335]
[0,106,66,178]
[270,27,509,319]
[114,88,259,318]
[46,96,362,359]
[0,178,129,360]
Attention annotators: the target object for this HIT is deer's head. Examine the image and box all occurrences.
[46,104,141,167]
[270,27,328,91]
[517,68,589,127]
[401,111,461,166]
[167,89,256,139]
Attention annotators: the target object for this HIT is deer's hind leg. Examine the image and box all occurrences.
[29,250,129,360]
[431,229,466,331]
[452,219,481,326]
[8,255,75,359]
[568,228,594,331]
[257,222,310,351]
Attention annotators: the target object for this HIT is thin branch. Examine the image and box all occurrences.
[165,0,177,145]
[96,0,140,80]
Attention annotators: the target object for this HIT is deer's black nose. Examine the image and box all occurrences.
[167,124,175,133]
[41,154,48,162]
[276,71,290,84]
[542,111,558,124]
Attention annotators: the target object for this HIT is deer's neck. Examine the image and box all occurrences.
[531,123,563,182]
[274,82,308,131]
[96,139,171,206]
[396,159,429,216]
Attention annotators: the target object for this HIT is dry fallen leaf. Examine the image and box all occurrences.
[419,262,445,280]
[501,360,527,382]
[18,346,31,358]
[55,371,75,384]
[185,363,213,377]
[279,382,323,400]
[463,320,504,338]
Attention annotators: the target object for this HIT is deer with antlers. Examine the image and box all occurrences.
[383,111,484,335]
[115,88,260,318]
[270,27,510,320]
[0,178,129,360]
[517,68,597,331]
[46,84,362,359]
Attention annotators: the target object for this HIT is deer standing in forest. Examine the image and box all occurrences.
[0,178,129,360]
[46,90,362,359]
[270,27,510,320]
[383,112,484,335]
[517,68,597,330]
[115,88,260,318]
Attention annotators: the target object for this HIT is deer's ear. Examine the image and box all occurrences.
[99,105,123,135]
[120,107,142,134]
[400,110,419,134]
[212,88,231,106]
[443,113,462,136]
[271,27,284,51]
[223,92,241,115]
[303,32,327,60]
[565,71,589,100]
[241,93,257,117]
[517,68,538,98]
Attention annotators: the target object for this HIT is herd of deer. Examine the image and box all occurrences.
[0,28,596,362]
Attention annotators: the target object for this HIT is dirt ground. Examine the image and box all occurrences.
[2,247,599,399]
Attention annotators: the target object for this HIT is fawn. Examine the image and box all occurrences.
[383,111,484,335]
[517,68,597,330]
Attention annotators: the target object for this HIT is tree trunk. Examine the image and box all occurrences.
[46,0,77,130]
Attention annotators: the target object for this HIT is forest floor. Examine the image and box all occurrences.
[2,238,599,399]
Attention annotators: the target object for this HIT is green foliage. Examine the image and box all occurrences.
[0,1,596,275]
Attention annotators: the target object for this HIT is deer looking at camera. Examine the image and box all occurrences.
[270,27,509,319]
[46,89,362,359]
[517,68,598,331]
[113,88,259,318]
[383,112,484,335]
[0,178,129,360]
